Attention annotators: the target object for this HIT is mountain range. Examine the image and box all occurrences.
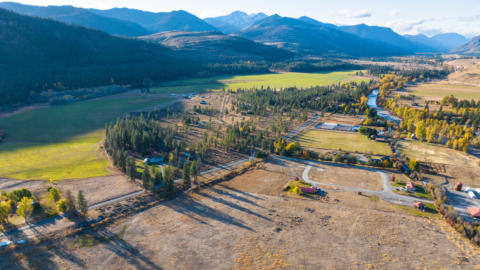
[0,2,476,58]
[451,36,480,55]
[236,15,412,57]
[0,2,216,36]
[204,11,267,34]
[404,33,469,52]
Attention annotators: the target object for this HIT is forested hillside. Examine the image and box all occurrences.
[140,31,294,62]
[0,8,203,108]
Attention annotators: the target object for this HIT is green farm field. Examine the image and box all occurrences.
[0,95,172,180]
[408,83,480,100]
[151,71,367,93]
[295,129,392,155]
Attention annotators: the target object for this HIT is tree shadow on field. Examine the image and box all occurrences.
[208,186,265,209]
[216,183,265,201]
[94,228,163,270]
[195,189,272,222]
[163,194,255,232]
[0,226,85,270]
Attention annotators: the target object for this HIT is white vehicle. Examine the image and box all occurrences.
[468,191,477,199]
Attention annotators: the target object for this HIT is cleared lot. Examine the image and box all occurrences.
[307,162,383,191]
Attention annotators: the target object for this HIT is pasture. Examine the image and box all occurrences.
[0,95,172,180]
[397,140,479,168]
[295,129,392,155]
[151,71,367,93]
[408,83,480,100]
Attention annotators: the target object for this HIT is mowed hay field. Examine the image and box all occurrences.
[151,71,367,93]
[398,140,480,168]
[295,129,391,155]
[408,83,480,100]
[0,95,171,180]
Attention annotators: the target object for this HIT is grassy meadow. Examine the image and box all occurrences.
[408,83,480,100]
[397,140,479,167]
[295,129,392,155]
[0,95,171,180]
[151,71,367,93]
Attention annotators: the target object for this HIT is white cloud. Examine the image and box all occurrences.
[389,10,400,17]
[338,9,372,18]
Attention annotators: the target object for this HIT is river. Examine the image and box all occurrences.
[367,90,401,123]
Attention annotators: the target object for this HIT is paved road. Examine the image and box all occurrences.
[284,114,321,140]
[276,156,432,207]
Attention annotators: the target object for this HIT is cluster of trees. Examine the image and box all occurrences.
[273,139,303,157]
[231,81,374,119]
[223,120,273,153]
[431,185,480,246]
[368,66,449,82]
[0,187,88,224]
[386,99,474,152]
[440,95,480,129]
[271,59,363,73]
[105,116,181,157]
[0,188,34,224]
[193,105,219,116]
[140,165,175,197]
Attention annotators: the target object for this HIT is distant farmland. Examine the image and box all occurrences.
[408,83,480,100]
[0,95,172,180]
[151,71,368,93]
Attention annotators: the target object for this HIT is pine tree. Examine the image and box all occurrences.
[77,190,88,215]
[142,166,153,190]
[126,157,137,180]
[65,190,77,215]
[183,161,191,188]
[163,165,175,198]
[190,160,198,184]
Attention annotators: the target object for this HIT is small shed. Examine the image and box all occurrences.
[454,182,463,191]
[467,207,480,218]
[406,181,416,192]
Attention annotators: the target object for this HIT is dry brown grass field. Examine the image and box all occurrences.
[2,160,479,269]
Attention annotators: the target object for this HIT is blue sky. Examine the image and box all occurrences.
[7,0,480,37]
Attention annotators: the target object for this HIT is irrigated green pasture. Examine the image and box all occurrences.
[0,95,171,180]
[295,129,391,155]
[151,71,367,93]
[408,83,480,100]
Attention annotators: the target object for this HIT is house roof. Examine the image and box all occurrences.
[406,182,415,189]
[299,186,317,194]
[467,207,480,218]
[414,202,424,208]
